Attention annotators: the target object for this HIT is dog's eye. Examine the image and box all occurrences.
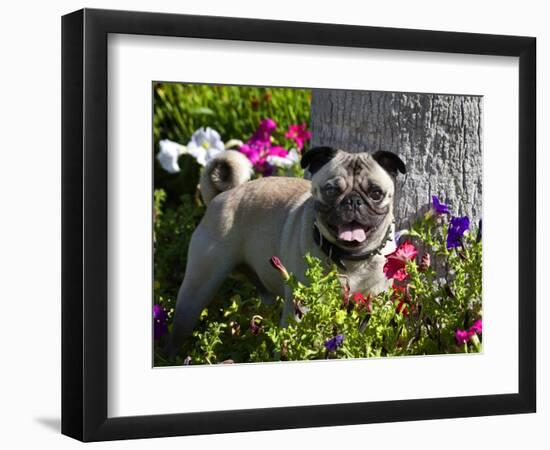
[368,187,384,201]
[323,185,340,197]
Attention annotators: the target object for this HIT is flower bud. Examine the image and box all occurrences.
[280,340,289,361]
[423,209,435,221]
[230,321,241,336]
[270,256,290,280]
[366,299,373,314]
[294,299,307,320]
[341,280,351,307]
[250,315,263,335]
[419,253,431,271]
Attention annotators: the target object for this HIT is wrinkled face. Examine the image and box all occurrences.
[309,150,401,252]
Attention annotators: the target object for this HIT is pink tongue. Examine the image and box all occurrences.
[338,224,367,242]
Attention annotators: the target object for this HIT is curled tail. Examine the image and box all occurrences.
[199,150,253,205]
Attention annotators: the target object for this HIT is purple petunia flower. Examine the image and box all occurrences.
[432,195,450,215]
[153,304,168,340]
[324,334,344,352]
[446,216,470,249]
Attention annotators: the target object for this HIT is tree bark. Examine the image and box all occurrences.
[310,90,482,229]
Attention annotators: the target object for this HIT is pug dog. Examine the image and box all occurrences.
[165,146,406,355]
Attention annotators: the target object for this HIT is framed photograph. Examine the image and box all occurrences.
[62,8,536,442]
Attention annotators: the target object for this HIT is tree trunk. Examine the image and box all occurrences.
[309,90,482,229]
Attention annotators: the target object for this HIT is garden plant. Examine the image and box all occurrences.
[153,83,482,366]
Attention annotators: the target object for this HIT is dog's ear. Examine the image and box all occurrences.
[301,146,338,175]
[372,150,406,177]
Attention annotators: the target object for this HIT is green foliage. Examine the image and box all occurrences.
[154,198,482,364]
[403,215,483,354]
[153,83,311,147]
[152,82,482,366]
[154,190,205,301]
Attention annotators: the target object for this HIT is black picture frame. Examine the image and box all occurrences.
[61,8,536,442]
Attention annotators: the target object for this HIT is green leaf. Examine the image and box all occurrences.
[189,106,215,116]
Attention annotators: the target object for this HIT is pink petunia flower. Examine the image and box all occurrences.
[383,240,418,281]
[285,124,312,150]
[239,118,290,175]
[456,319,483,346]
[266,145,288,158]
[239,143,262,165]
[455,328,475,345]
[470,319,483,335]
[251,118,277,144]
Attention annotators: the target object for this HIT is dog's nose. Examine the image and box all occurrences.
[342,193,363,210]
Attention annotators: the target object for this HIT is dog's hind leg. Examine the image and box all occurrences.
[165,228,237,358]
[233,264,276,305]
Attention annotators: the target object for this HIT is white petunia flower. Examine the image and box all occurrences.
[267,148,300,169]
[157,139,186,173]
[186,127,225,166]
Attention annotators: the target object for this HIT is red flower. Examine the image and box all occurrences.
[352,292,366,305]
[383,240,418,281]
[351,292,372,312]
[395,302,409,316]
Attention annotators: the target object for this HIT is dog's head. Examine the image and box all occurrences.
[301,146,406,252]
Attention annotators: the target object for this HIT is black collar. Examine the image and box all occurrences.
[312,221,394,271]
